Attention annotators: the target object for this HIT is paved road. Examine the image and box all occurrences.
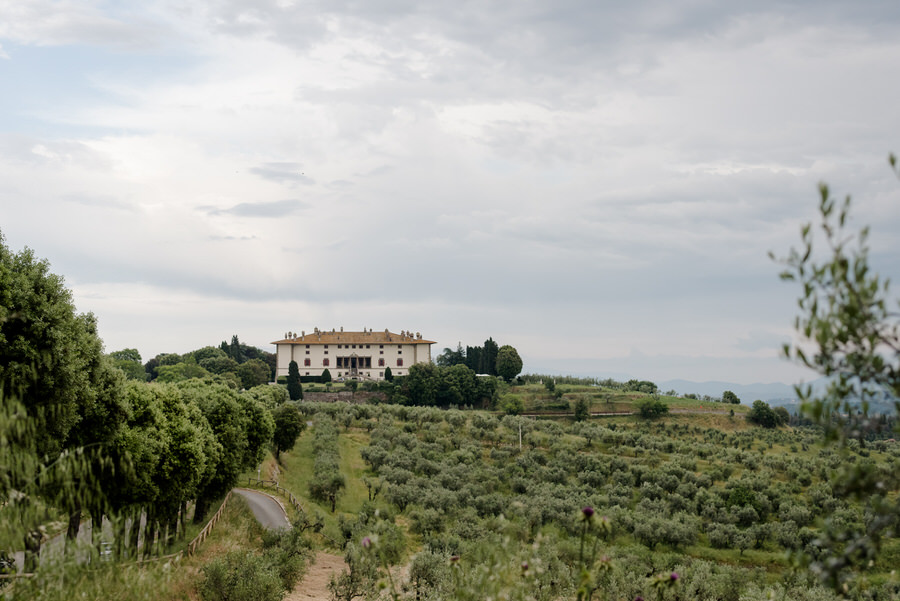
[234,488,290,530]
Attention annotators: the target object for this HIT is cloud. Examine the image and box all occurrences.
[249,162,315,186]
[2,0,899,384]
[203,199,307,218]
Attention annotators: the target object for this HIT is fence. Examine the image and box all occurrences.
[246,478,304,514]
[186,490,232,557]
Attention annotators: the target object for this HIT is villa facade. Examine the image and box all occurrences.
[272,328,435,381]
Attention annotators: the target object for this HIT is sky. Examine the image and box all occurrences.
[1,0,899,386]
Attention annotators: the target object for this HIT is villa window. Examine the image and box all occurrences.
[323,358,330,366]
[304,358,311,367]
[397,359,403,367]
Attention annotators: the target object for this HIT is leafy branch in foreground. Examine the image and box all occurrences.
[775,155,900,592]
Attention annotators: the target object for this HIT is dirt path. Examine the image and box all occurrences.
[286,551,347,601]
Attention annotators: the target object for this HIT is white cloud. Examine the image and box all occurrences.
[2,0,899,384]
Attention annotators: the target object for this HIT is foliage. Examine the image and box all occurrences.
[309,415,345,512]
[322,368,333,383]
[273,403,306,461]
[573,397,590,421]
[287,360,304,401]
[495,345,523,382]
[777,165,900,591]
[199,550,284,601]
[237,358,271,389]
[636,397,669,419]
[746,400,782,428]
[0,231,109,457]
[722,390,740,404]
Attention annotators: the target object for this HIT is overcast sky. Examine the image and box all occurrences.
[2,0,899,385]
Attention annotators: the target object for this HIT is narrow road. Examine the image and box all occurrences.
[234,488,291,530]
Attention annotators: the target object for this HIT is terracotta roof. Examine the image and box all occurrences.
[272,329,435,346]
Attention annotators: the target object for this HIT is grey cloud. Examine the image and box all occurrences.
[0,1,169,50]
[249,163,315,186]
[204,199,307,218]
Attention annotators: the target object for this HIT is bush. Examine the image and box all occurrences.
[199,550,283,601]
[636,398,669,419]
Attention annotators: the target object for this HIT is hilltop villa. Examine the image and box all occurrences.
[272,328,435,381]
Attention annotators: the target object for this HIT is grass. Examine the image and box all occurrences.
[7,495,262,601]
[262,425,374,548]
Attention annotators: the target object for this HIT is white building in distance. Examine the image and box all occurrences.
[273,328,435,381]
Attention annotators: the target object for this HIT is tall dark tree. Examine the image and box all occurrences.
[287,360,303,400]
[465,345,483,373]
[228,334,245,363]
[481,338,499,376]
[384,366,393,382]
[321,368,332,383]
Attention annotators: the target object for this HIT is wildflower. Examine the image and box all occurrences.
[361,536,372,549]
[581,506,595,520]
[670,572,679,582]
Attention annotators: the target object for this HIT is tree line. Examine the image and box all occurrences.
[0,230,306,567]
[436,338,523,382]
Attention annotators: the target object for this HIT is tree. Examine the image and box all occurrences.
[384,366,393,382]
[722,390,740,404]
[636,397,669,419]
[0,232,108,457]
[746,400,779,428]
[272,404,306,462]
[777,163,900,590]
[321,368,332,383]
[109,348,147,381]
[287,360,303,400]
[238,358,271,389]
[435,343,466,367]
[481,338,499,376]
[573,397,590,421]
[495,345,523,382]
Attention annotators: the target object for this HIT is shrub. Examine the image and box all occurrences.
[199,550,283,601]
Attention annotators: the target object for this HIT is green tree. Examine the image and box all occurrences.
[109,349,147,381]
[777,164,900,590]
[0,232,108,457]
[273,404,306,462]
[746,400,779,428]
[321,368,332,383]
[238,358,271,389]
[722,390,740,404]
[495,345,523,382]
[384,366,393,382]
[436,343,466,367]
[573,397,590,422]
[287,360,303,400]
[481,337,499,376]
[636,397,669,419]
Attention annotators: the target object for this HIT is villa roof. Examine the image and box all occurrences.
[272,329,434,346]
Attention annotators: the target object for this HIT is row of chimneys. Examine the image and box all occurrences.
[282,328,424,341]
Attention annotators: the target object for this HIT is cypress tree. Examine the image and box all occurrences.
[287,360,303,400]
